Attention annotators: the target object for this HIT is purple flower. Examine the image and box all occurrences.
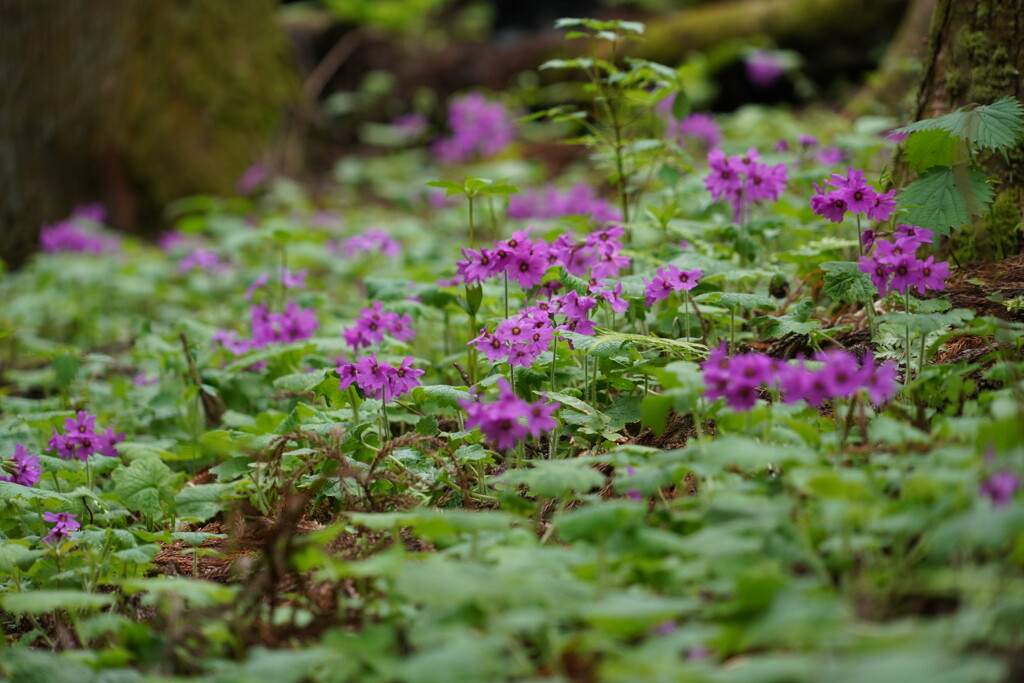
[508,184,621,226]
[237,163,268,195]
[704,348,898,410]
[643,265,703,306]
[179,248,227,274]
[811,167,895,225]
[980,471,1019,507]
[916,256,950,294]
[337,354,422,402]
[1,444,42,488]
[43,512,80,544]
[745,50,787,87]
[391,112,427,139]
[47,411,121,461]
[39,214,120,254]
[334,229,401,259]
[460,379,558,451]
[704,148,787,222]
[432,93,514,163]
[816,147,847,165]
[343,301,416,350]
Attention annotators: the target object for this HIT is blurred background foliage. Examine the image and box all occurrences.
[3,0,1022,267]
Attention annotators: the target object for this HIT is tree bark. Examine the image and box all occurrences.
[0,0,299,269]
[904,0,1024,259]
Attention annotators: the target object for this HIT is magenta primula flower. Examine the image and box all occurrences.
[343,301,416,350]
[48,412,123,462]
[432,93,514,163]
[980,470,1020,507]
[811,167,895,225]
[703,348,898,410]
[704,148,787,223]
[1,444,42,488]
[43,511,80,544]
[643,265,703,306]
[337,354,422,402]
[179,248,227,274]
[459,379,559,450]
[508,183,621,226]
[745,50,786,87]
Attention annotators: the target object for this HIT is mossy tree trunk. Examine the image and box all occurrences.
[906,0,1024,260]
[0,0,298,269]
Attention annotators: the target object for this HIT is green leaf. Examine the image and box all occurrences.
[0,541,30,572]
[902,129,957,172]
[878,309,973,335]
[896,96,1024,154]
[112,457,178,518]
[640,393,673,436]
[821,261,875,304]
[0,481,71,503]
[412,384,470,409]
[1,590,115,614]
[52,351,79,389]
[176,483,235,522]
[122,577,238,607]
[425,180,465,197]
[756,298,820,339]
[898,167,994,236]
[494,460,605,499]
[695,292,778,310]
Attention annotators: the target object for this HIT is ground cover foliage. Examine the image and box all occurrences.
[3,18,1024,682]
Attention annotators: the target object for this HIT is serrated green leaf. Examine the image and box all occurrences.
[898,167,994,236]
[176,483,235,522]
[757,298,820,339]
[821,261,876,304]
[896,96,1024,153]
[112,457,178,518]
[495,459,605,499]
[903,128,958,172]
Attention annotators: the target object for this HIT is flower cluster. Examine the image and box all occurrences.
[456,225,629,287]
[459,379,558,450]
[244,268,308,302]
[432,93,514,163]
[179,248,229,274]
[857,224,950,297]
[338,354,423,401]
[702,346,899,411]
[343,301,416,350]
[655,99,723,148]
[237,163,269,195]
[1,444,42,488]
[745,50,787,88]
[390,113,428,141]
[704,148,788,222]
[674,113,722,149]
[39,203,121,254]
[980,470,1019,507]
[643,265,703,306]
[214,301,319,356]
[507,183,622,226]
[810,167,896,224]
[333,229,401,259]
[43,511,80,544]
[47,411,124,462]
[471,286,612,366]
